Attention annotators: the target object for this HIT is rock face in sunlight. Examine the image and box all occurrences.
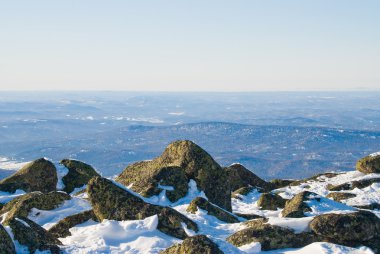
[281,191,315,218]
[0,158,57,193]
[160,235,224,254]
[356,154,380,174]
[117,140,232,211]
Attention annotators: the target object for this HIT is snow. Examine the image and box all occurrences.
[0,189,26,203]
[369,151,380,157]
[0,157,29,171]
[267,217,313,233]
[239,242,261,253]
[56,163,69,190]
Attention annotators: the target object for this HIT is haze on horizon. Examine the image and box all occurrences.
[0,0,379,92]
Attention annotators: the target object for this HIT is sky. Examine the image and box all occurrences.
[0,0,379,91]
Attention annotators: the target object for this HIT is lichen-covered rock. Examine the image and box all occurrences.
[48,210,98,238]
[269,179,295,189]
[0,191,70,225]
[160,235,223,254]
[231,186,254,200]
[186,197,239,223]
[326,192,356,202]
[87,176,198,239]
[224,164,272,192]
[328,178,380,191]
[9,217,61,254]
[310,211,380,247]
[116,163,188,203]
[117,140,232,211]
[0,158,57,193]
[356,154,380,174]
[0,223,16,254]
[281,191,317,218]
[257,193,286,210]
[227,218,318,250]
[60,159,100,193]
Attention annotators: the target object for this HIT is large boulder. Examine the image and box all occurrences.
[281,191,315,218]
[356,154,380,174]
[257,193,286,210]
[326,192,356,202]
[60,159,100,193]
[187,197,239,223]
[9,217,61,254]
[0,158,57,193]
[0,223,16,254]
[87,176,198,239]
[224,164,272,192]
[48,210,98,238]
[0,191,70,225]
[160,235,223,254]
[226,218,317,251]
[117,140,232,211]
[310,211,380,248]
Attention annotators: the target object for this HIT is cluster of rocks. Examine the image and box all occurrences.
[0,141,380,253]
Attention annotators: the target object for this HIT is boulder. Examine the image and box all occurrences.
[269,179,295,189]
[257,193,286,210]
[187,197,239,223]
[281,191,316,218]
[328,178,380,191]
[0,158,57,193]
[160,235,223,254]
[356,154,380,174]
[224,164,272,192]
[0,223,16,254]
[87,176,198,239]
[231,186,255,200]
[60,159,100,193]
[354,203,380,210]
[310,211,380,247]
[227,218,317,251]
[0,191,70,225]
[48,210,98,238]
[9,217,61,254]
[326,192,356,202]
[117,140,232,211]
[234,213,264,220]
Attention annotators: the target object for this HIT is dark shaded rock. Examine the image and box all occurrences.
[116,164,188,203]
[60,159,100,193]
[310,211,380,248]
[0,158,57,193]
[326,192,356,202]
[9,217,61,254]
[257,193,286,210]
[231,186,255,200]
[87,176,198,239]
[0,191,70,225]
[328,178,380,191]
[187,197,239,223]
[356,154,380,174]
[269,179,295,189]
[160,235,223,254]
[0,223,16,254]
[48,210,98,238]
[227,218,318,250]
[234,213,264,220]
[224,164,272,192]
[117,140,232,211]
[281,191,316,218]
[354,203,380,210]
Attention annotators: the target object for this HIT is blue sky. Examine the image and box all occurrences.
[0,0,379,91]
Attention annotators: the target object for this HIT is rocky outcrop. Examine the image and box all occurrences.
[60,159,100,193]
[269,179,295,189]
[328,178,380,191]
[187,197,239,223]
[160,235,223,254]
[257,193,286,210]
[0,223,16,254]
[227,218,318,251]
[0,191,70,225]
[87,176,198,239]
[356,154,380,174]
[48,210,98,238]
[0,158,57,193]
[117,140,232,211]
[231,186,255,200]
[310,211,380,250]
[281,191,316,218]
[326,192,356,202]
[224,164,272,192]
[9,217,61,254]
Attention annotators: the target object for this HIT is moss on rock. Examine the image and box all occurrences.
[48,210,98,238]
[257,193,286,210]
[186,197,239,223]
[0,223,16,254]
[281,191,316,218]
[160,235,224,254]
[0,158,57,193]
[87,176,198,239]
[117,140,232,211]
[356,155,380,174]
[326,192,356,202]
[60,159,100,193]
